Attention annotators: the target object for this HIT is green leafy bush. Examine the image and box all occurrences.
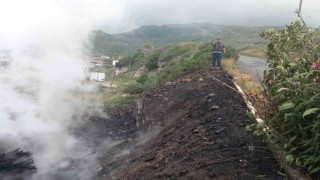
[145,50,161,70]
[116,49,144,68]
[224,46,239,59]
[137,74,149,84]
[158,43,211,83]
[260,20,320,175]
[122,82,144,94]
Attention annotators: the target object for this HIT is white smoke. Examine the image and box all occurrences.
[0,0,123,179]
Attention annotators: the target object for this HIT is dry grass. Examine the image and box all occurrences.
[222,58,262,92]
[222,58,268,118]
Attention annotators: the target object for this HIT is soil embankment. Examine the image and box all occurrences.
[94,68,283,179]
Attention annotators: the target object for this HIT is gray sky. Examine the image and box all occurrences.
[0,0,319,37]
[100,0,320,33]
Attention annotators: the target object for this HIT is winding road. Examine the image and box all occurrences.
[236,55,267,82]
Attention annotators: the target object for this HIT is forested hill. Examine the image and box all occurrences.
[89,23,275,56]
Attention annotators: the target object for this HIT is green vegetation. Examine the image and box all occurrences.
[158,44,195,62]
[104,42,239,109]
[90,23,268,56]
[116,50,144,69]
[121,82,144,94]
[252,20,320,176]
[137,74,149,84]
[104,94,137,109]
[224,45,240,59]
[145,50,161,70]
[159,43,211,83]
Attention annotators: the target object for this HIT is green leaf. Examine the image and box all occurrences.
[315,155,320,163]
[279,102,295,112]
[289,136,297,143]
[305,155,317,164]
[246,110,255,120]
[284,113,296,122]
[311,93,320,100]
[276,65,286,73]
[295,158,302,166]
[303,139,313,147]
[288,147,298,153]
[303,108,320,118]
[256,122,265,129]
[285,154,294,164]
[310,166,320,174]
[276,87,294,93]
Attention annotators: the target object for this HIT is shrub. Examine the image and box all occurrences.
[259,20,320,176]
[145,50,161,70]
[224,46,239,59]
[122,82,144,94]
[158,43,211,83]
[137,74,149,85]
[116,49,144,68]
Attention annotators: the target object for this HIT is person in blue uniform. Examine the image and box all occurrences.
[211,38,226,69]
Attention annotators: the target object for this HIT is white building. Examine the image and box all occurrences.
[90,72,105,81]
[112,60,119,66]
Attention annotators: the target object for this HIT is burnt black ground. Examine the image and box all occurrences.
[94,69,284,179]
[0,149,36,179]
[0,69,285,180]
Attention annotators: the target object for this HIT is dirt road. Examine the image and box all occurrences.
[93,68,284,179]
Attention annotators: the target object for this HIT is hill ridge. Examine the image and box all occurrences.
[90,23,273,55]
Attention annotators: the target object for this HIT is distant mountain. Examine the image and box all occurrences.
[89,23,274,56]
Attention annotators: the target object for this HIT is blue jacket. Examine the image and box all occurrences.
[211,42,224,53]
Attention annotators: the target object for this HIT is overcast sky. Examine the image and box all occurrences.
[100,0,320,33]
[0,0,319,36]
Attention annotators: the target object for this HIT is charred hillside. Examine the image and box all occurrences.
[95,69,283,179]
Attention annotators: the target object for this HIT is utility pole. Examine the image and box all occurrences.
[298,0,303,15]
[296,0,307,27]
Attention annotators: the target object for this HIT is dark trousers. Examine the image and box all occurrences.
[212,53,222,67]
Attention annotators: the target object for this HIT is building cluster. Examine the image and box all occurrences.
[89,55,120,68]
[86,54,121,82]
[89,72,106,82]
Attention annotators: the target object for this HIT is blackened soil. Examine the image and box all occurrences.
[96,69,284,180]
[0,149,36,179]
[81,106,138,145]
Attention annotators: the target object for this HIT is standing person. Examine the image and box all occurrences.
[211,38,226,70]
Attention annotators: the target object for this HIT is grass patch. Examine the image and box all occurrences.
[222,58,262,93]
[103,92,138,109]
[158,43,195,62]
[240,43,267,58]
[222,58,238,74]
[158,43,211,83]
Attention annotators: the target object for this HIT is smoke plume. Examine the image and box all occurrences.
[0,0,123,179]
